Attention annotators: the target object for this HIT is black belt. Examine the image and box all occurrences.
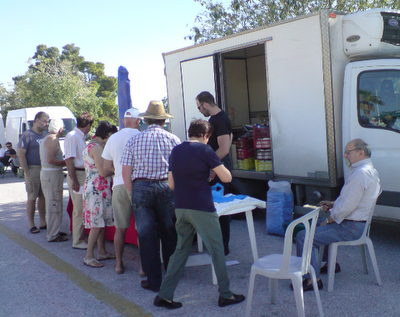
[75,168,85,171]
[134,178,168,182]
[344,220,366,223]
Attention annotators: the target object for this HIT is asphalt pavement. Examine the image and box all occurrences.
[0,170,399,317]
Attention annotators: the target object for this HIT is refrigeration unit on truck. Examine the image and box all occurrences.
[163,8,400,221]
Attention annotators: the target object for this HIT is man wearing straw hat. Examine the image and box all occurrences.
[121,100,180,292]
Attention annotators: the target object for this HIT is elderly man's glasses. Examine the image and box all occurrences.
[344,148,359,155]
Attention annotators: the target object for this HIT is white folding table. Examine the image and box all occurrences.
[186,195,266,285]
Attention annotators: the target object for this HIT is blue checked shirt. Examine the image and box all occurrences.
[120,124,181,180]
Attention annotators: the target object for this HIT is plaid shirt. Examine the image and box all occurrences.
[121,124,181,180]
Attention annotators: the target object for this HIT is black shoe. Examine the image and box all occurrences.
[290,279,323,292]
[224,247,230,256]
[218,294,245,307]
[320,262,341,274]
[154,295,182,309]
[141,280,160,292]
[49,235,69,242]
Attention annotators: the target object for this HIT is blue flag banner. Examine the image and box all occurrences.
[117,66,132,129]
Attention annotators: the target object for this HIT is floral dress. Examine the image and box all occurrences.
[82,143,113,228]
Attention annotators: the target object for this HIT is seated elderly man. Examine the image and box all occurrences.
[295,138,380,291]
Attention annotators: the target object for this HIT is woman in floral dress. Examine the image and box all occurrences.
[83,121,116,268]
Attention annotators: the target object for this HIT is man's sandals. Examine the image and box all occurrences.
[49,235,68,242]
[83,258,105,268]
[29,226,40,234]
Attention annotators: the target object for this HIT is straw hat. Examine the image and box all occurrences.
[139,101,173,119]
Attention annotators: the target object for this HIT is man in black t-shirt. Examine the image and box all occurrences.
[0,142,18,174]
[196,91,233,255]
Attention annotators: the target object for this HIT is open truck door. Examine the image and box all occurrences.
[180,56,217,140]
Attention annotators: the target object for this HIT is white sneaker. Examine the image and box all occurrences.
[72,241,88,249]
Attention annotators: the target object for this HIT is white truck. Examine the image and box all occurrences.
[5,106,76,155]
[163,9,400,221]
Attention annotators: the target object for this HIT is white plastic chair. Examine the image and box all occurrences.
[322,198,382,292]
[245,208,324,317]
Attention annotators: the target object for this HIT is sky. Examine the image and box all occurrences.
[0,0,230,112]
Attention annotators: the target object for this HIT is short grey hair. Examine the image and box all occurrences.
[353,138,371,157]
[48,119,64,134]
[144,118,165,126]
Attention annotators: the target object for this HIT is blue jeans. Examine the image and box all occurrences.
[296,218,365,279]
[132,180,177,288]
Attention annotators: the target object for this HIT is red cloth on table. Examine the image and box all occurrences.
[66,194,138,245]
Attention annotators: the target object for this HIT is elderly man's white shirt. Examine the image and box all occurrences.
[102,128,141,188]
[330,158,380,224]
[64,127,86,168]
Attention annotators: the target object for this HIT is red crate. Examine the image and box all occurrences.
[237,147,255,159]
[255,138,271,149]
[253,125,270,139]
[234,136,253,149]
[256,149,272,160]
[253,125,270,148]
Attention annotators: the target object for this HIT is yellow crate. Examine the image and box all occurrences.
[255,159,273,171]
[237,158,255,170]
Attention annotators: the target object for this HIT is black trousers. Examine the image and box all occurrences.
[210,155,232,256]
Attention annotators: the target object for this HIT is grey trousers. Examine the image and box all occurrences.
[67,171,86,246]
[41,170,64,241]
[158,208,233,301]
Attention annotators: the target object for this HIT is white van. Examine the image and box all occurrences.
[0,114,5,148]
[5,106,76,154]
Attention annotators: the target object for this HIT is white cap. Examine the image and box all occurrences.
[124,108,142,118]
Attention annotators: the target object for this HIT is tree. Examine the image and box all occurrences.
[3,44,118,125]
[9,58,102,117]
[187,0,400,43]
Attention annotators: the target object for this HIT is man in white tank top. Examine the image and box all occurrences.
[40,119,68,242]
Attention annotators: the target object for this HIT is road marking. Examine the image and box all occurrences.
[0,222,152,317]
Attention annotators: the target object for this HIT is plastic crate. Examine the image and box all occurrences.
[234,136,253,149]
[237,147,255,159]
[255,138,271,149]
[253,124,270,139]
[256,149,272,160]
[255,159,273,171]
[253,124,270,148]
[237,158,255,170]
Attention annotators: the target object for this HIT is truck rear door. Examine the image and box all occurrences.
[180,56,216,140]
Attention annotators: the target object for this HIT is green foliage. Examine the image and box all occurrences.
[2,43,118,125]
[7,59,102,117]
[187,0,400,43]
